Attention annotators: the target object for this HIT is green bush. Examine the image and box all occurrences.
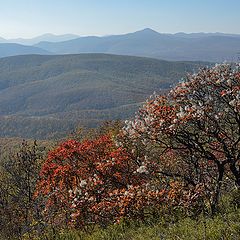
[34,206,240,240]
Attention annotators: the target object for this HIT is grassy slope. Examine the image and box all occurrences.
[34,204,240,240]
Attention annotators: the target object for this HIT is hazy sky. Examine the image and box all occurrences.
[0,0,239,38]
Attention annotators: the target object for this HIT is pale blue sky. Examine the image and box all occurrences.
[0,0,239,38]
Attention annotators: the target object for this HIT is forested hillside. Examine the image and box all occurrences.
[0,54,209,139]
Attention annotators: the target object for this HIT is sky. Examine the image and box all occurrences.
[0,0,239,38]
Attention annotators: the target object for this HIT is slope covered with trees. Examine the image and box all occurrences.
[0,53,208,139]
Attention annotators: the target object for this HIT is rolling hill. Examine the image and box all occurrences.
[0,53,210,139]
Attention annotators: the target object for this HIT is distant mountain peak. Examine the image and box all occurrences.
[142,28,158,32]
[134,28,160,35]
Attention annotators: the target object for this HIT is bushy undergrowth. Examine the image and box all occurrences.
[32,207,240,240]
[28,191,240,240]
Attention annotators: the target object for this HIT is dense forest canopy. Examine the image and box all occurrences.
[0,54,209,139]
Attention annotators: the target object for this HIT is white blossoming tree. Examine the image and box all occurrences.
[122,63,240,212]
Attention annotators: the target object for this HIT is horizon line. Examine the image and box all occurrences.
[1,28,240,40]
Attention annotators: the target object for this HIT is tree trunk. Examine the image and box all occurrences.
[211,162,224,215]
[230,163,240,187]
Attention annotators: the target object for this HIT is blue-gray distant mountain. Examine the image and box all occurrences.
[0,53,209,139]
[173,32,240,38]
[0,43,51,58]
[7,33,80,45]
[35,28,240,62]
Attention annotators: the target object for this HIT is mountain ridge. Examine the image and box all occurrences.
[0,33,79,45]
[0,43,51,58]
[34,28,240,62]
[1,29,240,61]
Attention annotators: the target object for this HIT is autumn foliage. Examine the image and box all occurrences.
[36,135,170,228]
[34,63,240,231]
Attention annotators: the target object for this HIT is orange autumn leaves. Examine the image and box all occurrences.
[35,135,167,227]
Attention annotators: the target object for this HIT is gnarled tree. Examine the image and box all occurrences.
[122,63,240,212]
